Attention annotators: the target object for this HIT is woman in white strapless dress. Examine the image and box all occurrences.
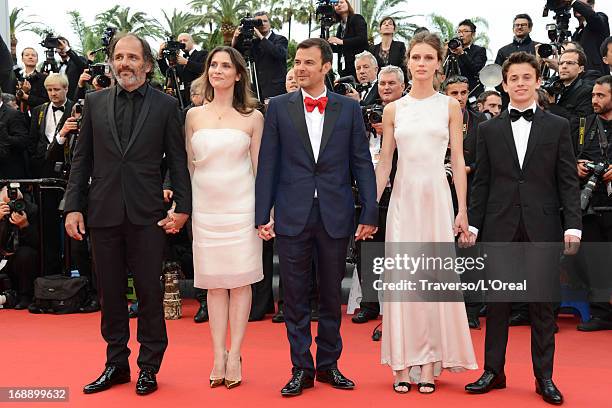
[374,33,477,394]
[184,46,264,390]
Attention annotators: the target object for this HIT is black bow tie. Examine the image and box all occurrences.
[52,105,64,113]
[509,108,534,122]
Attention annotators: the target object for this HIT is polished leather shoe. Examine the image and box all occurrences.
[468,316,481,329]
[351,310,377,324]
[83,365,131,394]
[535,378,563,405]
[509,313,530,326]
[310,308,319,322]
[80,299,100,313]
[315,368,355,390]
[194,302,209,323]
[14,297,31,310]
[281,369,314,397]
[465,370,506,394]
[135,369,158,395]
[272,309,285,323]
[577,317,612,331]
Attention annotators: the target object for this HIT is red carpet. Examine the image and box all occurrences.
[1,300,610,408]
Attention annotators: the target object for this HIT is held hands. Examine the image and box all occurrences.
[454,211,472,248]
[257,220,275,241]
[564,234,581,256]
[158,209,189,234]
[163,189,174,203]
[355,224,378,241]
[65,212,86,241]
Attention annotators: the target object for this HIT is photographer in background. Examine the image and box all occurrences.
[574,75,612,331]
[477,90,503,118]
[0,184,39,310]
[568,0,610,75]
[351,65,403,324]
[56,37,88,99]
[158,33,208,104]
[0,85,30,180]
[495,14,538,67]
[73,66,113,101]
[232,11,288,100]
[449,19,487,92]
[548,49,594,151]
[345,51,380,105]
[602,36,612,75]
[13,48,49,116]
[371,17,407,81]
[328,0,368,79]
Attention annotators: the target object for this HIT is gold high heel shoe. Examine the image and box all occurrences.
[224,356,242,389]
[210,351,228,388]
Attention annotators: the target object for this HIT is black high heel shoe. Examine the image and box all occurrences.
[393,382,411,393]
[417,382,436,394]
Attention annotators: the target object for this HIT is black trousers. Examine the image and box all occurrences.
[276,201,348,376]
[250,238,276,319]
[90,219,167,373]
[40,190,63,276]
[581,212,612,320]
[277,254,319,311]
[5,245,38,298]
[484,218,556,379]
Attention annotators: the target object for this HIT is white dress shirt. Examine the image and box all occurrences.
[45,103,67,145]
[301,88,326,197]
[468,102,581,239]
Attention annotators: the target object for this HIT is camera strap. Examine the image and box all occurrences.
[578,117,586,147]
[596,116,609,161]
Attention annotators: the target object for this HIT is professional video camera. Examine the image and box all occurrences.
[88,63,111,88]
[90,27,117,58]
[443,38,462,78]
[0,183,24,257]
[540,0,572,55]
[580,161,610,212]
[239,15,264,52]
[316,0,339,39]
[162,35,186,63]
[333,75,369,96]
[541,76,564,97]
[39,31,60,74]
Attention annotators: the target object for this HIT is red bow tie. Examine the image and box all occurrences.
[304,96,328,113]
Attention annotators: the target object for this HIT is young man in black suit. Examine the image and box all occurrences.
[0,85,29,179]
[465,52,582,405]
[64,33,191,396]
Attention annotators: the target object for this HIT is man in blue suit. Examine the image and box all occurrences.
[255,38,378,397]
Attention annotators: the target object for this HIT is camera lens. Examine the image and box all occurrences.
[448,38,462,50]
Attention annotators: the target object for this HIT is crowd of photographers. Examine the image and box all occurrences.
[1,0,612,333]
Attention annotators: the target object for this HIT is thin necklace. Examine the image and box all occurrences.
[209,103,230,120]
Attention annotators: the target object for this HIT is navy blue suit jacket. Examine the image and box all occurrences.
[255,90,378,239]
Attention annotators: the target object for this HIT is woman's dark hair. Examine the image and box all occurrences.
[408,32,444,62]
[201,46,258,115]
[334,0,355,21]
[380,16,396,29]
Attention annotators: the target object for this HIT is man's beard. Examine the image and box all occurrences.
[595,104,612,116]
[111,65,146,88]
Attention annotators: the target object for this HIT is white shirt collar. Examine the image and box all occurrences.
[265,31,273,40]
[508,101,536,113]
[301,88,327,101]
[0,101,3,109]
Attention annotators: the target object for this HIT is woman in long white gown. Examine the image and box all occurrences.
[185,46,264,389]
[374,33,478,394]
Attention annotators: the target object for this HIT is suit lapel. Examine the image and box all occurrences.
[0,104,8,123]
[123,85,151,156]
[499,110,521,171]
[287,91,316,163]
[320,93,341,155]
[521,108,543,171]
[107,87,123,154]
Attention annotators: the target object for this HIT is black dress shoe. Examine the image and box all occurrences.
[83,365,131,394]
[315,368,355,389]
[351,310,377,324]
[468,316,481,329]
[577,317,612,331]
[281,369,314,397]
[465,370,506,394]
[310,308,319,322]
[272,309,285,323]
[80,299,100,313]
[509,313,530,326]
[14,297,31,310]
[535,378,563,405]
[194,302,209,323]
[135,369,158,395]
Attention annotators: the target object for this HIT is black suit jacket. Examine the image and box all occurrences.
[331,14,368,79]
[572,2,610,75]
[469,108,582,242]
[0,34,12,92]
[64,84,191,228]
[371,40,407,80]
[235,32,288,100]
[60,50,88,100]
[29,100,74,177]
[360,80,380,106]
[456,44,487,91]
[0,103,30,179]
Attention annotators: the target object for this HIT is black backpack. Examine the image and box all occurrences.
[31,275,89,314]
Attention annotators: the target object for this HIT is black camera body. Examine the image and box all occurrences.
[162,36,186,62]
[239,16,264,55]
[101,27,117,48]
[362,104,384,125]
[6,184,25,214]
[316,0,339,38]
[543,0,572,44]
[580,161,609,211]
[448,37,463,50]
[40,32,60,49]
[333,75,370,96]
[89,63,111,88]
[542,77,564,97]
